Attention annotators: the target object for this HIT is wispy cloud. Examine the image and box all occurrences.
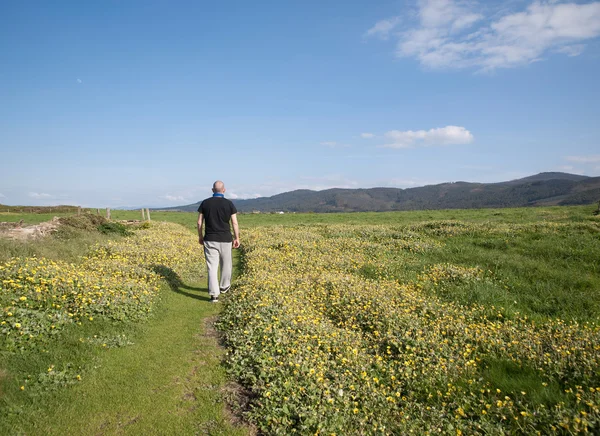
[365,16,401,40]
[556,44,586,56]
[366,0,600,71]
[230,176,362,199]
[321,141,350,148]
[28,192,52,199]
[161,194,187,202]
[376,177,432,188]
[299,174,360,190]
[565,154,600,163]
[360,133,375,139]
[381,125,474,148]
[556,165,585,174]
[228,192,263,200]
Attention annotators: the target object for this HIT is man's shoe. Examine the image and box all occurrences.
[220,287,230,294]
[210,296,219,303]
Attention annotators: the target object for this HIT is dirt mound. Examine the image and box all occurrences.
[58,213,108,230]
[1,214,138,241]
[0,217,61,240]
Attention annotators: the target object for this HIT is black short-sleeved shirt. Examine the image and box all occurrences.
[198,196,237,242]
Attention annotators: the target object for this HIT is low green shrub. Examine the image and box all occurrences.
[58,214,107,231]
[97,222,133,236]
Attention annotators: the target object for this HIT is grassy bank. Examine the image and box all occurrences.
[218,208,600,434]
[0,219,249,435]
[1,277,247,435]
[112,204,598,228]
[5,204,597,229]
[2,205,599,434]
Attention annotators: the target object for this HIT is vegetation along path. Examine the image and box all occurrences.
[26,279,246,435]
[0,218,249,435]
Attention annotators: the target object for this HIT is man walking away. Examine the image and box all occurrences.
[197,181,240,303]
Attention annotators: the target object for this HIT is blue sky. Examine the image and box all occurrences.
[1,0,599,207]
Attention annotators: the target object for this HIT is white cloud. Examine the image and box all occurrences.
[360,133,375,139]
[228,192,262,199]
[556,43,586,56]
[556,165,585,174]
[418,0,483,30]
[365,16,401,39]
[28,192,52,199]
[161,194,187,202]
[321,141,350,148]
[367,1,600,71]
[377,178,430,188]
[0,193,5,198]
[565,154,600,163]
[381,125,474,148]
[77,78,82,84]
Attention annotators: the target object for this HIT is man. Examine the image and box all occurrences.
[197,181,240,303]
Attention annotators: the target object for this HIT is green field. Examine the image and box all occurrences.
[1,205,599,434]
[6,204,597,227]
[109,204,597,230]
[0,214,249,435]
[218,206,600,434]
[0,212,73,225]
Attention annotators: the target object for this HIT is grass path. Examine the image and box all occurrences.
[8,252,249,435]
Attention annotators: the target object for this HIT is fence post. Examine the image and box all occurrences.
[106,208,111,220]
[97,208,100,215]
[77,206,82,216]
[146,208,151,221]
[141,208,146,220]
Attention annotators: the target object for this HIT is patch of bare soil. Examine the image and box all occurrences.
[221,381,258,434]
[0,217,60,240]
[203,316,258,435]
[203,316,220,340]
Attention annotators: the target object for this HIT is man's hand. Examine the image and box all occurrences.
[231,214,240,249]
[197,213,204,246]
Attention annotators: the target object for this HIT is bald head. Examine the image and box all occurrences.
[212,180,225,193]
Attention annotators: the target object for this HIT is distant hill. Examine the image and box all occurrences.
[163,172,600,213]
[503,172,590,184]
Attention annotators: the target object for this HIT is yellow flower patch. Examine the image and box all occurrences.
[0,222,204,351]
[219,224,600,435]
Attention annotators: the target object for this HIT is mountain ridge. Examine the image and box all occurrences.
[160,172,600,213]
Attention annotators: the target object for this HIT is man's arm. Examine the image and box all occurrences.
[231,213,240,248]
[197,213,204,245]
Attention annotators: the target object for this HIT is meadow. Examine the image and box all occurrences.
[217,205,599,434]
[0,205,598,434]
[0,214,247,435]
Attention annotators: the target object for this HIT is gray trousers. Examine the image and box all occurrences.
[203,241,233,297]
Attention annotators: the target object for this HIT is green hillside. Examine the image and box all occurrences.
[166,172,600,213]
